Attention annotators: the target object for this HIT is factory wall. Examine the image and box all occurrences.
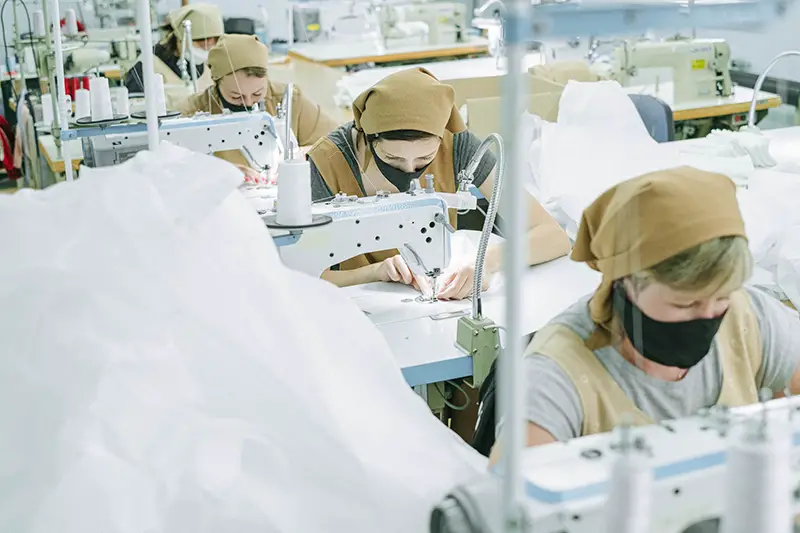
[698,7,800,82]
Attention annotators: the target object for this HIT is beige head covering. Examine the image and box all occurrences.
[169,4,224,41]
[352,68,466,136]
[571,166,747,348]
[207,34,270,82]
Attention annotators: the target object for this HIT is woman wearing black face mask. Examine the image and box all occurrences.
[487,167,800,465]
[307,67,570,300]
[178,34,339,180]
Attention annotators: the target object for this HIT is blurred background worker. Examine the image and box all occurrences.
[178,34,339,179]
[124,3,223,105]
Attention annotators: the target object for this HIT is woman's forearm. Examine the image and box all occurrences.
[321,263,383,287]
[485,225,572,274]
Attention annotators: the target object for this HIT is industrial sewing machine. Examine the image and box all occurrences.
[81,111,292,172]
[269,185,477,288]
[378,2,467,45]
[432,396,800,533]
[607,38,733,104]
[292,0,379,43]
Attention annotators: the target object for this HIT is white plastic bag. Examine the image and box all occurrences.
[0,143,485,533]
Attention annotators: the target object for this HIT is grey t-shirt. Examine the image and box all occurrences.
[307,122,497,201]
[523,287,800,441]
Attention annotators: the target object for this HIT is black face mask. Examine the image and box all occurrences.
[612,283,726,369]
[369,142,429,193]
[218,87,251,113]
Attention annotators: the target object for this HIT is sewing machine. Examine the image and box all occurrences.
[81,112,291,172]
[608,38,733,104]
[292,1,377,43]
[269,187,478,285]
[378,2,467,45]
[431,396,800,533]
[82,27,140,70]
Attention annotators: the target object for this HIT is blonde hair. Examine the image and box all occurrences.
[629,236,752,296]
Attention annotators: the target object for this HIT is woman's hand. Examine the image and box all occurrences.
[236,164,265,184]
[377,255,431,294]
[437,263,489,301]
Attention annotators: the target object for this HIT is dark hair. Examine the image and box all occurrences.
[368,129,436,142]
[158,20,179,56]
[238,66,268,78]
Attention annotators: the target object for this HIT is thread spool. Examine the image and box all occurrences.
[604,448,652,533]
[720,420,793,533]
[89,77,113,121]
[32,10,45,38]
[276,159,313,226]
[152,74,167,116]
[113,86,130,116]
[74,89,90,119]
[40,93,54,126]
[64,9,78,36]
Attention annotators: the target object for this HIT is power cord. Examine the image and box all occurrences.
[434,380,471,411]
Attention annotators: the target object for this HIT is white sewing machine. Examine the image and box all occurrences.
[378,2,467,45]
[268,187,477,282]
[81,112,292,173]
[432,396,800,533]
[607,38,733,105]
[293,0,378,43]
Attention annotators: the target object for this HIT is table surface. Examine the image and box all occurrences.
[337,53,546,100]
[336,54,781,121]
[626,82,782,121]
[288,37,490,67]
[345,126,800,387]
[38,135,84,174]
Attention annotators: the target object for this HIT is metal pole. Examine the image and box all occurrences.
[498,0,528,531]
[137,0,159,151]
[49,0,74,182]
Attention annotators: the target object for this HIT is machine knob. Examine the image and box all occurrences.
[423,173,436,194]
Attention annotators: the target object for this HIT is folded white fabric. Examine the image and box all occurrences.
[707,128,778,168]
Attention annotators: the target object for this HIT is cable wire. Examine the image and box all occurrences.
[434,380,471,411]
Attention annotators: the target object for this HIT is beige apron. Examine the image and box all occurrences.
[307,130,459,271]
[525,289,763,436]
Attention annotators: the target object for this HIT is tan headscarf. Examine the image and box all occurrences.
[168,4,224,42]
[571,166,747,348]
[207,35,270,82]
[352,67,466,136]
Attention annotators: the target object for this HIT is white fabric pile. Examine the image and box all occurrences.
[0,144,485,533]
[521,81,800,306]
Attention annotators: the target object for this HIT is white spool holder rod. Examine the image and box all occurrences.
[498,1,528,532]
[137,0,159,151]
[49,0,74,182]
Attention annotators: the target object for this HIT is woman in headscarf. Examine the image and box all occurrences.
[178,34,339,180]
[124,3,222,104]
[306,67,571,300]
[489,167,800,462]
